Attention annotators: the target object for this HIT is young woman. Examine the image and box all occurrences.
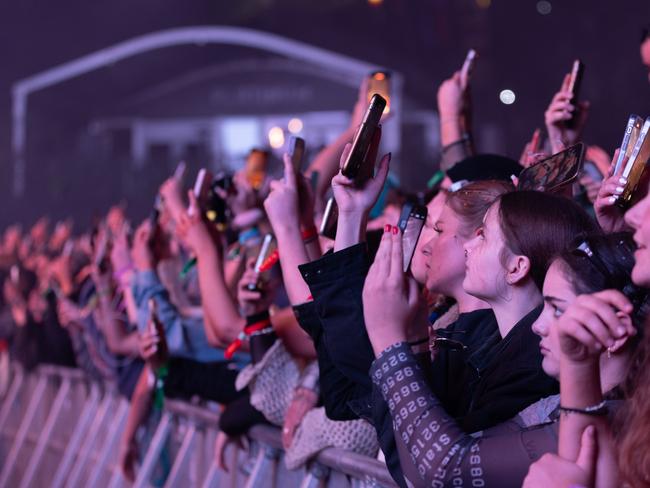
[364,229,646,487]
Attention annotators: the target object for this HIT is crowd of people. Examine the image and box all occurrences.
[1,27,650,488]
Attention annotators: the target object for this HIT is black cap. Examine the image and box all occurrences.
[446,154,523,183]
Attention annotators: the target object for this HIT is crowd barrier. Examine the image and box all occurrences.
[0,363,398,487]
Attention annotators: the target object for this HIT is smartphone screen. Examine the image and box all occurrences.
[367,71,391,115]
[399,203,428,273]
[517,143,585,192]
[288,136,305,175]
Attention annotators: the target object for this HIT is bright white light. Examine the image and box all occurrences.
[287,118,303,134]
[268,126,285,149]
[536,1,552,15]
[499,89,516,105]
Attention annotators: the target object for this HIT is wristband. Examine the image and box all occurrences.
[301,227,318,242]
[224,314,272,359]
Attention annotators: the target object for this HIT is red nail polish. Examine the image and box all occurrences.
[384,224,391,232]
[392,226,398,235]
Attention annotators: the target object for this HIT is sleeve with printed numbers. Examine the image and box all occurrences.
[370,341,558,488]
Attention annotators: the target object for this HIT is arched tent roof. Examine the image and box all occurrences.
[12,25,403,196]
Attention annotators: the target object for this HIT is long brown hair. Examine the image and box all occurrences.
[496,191,600,290]
[617,319,650,487]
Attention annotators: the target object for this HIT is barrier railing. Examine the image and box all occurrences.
[0,363,398,488]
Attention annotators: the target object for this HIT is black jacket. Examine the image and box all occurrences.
[295,243,558,486]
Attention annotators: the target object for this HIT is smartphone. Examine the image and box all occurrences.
[173,161,187,182]
[367,71,391,115]
[149,195,162,230]
[245,149,268,190]
[309,171,319,193]
[208,173,233,228]
[319,197,338,240]
[613,115,644,175]
[247,234,275,291]
[398,203,428,273]
[341,94,386,183]
[190,168,213,217]
[10,265,20,285]
[94,226,112,272]
[288,136,306,175]
[460,49,477,86]
[566,59,585,128]
[618,117,650,208]
[62,240,74,258]
[517,143,585,192]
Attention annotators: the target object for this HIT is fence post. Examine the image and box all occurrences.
[299,462,329,488]
[244,444,281,488]
[50,382,101,488]
[163,423,197,487]
[86,396,129,487]
[18,376,71,488]
[132,411,173,488]
[0,372,48,488]
[0,366,24,434]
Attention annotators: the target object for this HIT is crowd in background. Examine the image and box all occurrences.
[1,25,650,488]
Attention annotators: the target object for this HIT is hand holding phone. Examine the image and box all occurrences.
[287,136,306,178]
[517,143,585,193]
[566,59,585,129]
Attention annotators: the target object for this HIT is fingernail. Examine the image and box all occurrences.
[619,177,627,184]
[615,186,624,194]
[384,224,391,232]
[392,226,399,235]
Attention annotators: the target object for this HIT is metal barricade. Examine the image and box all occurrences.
[0,364,398,488]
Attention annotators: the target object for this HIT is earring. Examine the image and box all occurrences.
[607,347,612,359]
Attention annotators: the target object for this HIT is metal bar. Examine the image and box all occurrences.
[163,423,197,487]
[85,397,129,487]
[18,378,72,488]
[51,382,101,488]
[65,392,115,487]
[132,411,173,488]
[0,374,47,488]
[200,461,221,488]
[299,463,329,488]
[243,444,281,488]
[0,367,24,433]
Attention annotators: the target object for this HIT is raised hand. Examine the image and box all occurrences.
[362,225,422,355]
[555,290,635,364]
[545,73,590,153]
[594,149,629,233]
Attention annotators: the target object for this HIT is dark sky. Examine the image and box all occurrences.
[1,0,649,227]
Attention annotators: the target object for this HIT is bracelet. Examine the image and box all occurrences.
[558,400,608,417]
[224,316,272,359]
[249,326,274,337]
